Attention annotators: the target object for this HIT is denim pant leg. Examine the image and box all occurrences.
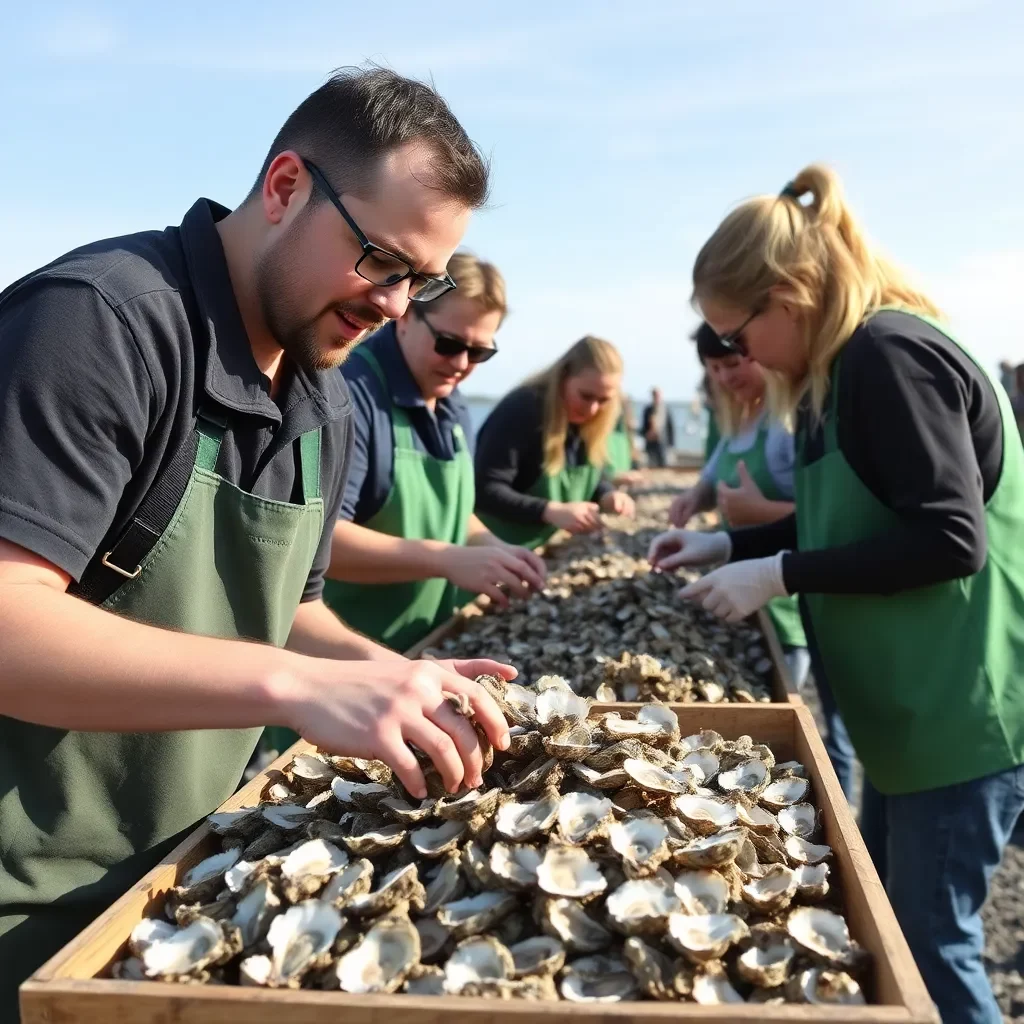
[858,777,889,886]
[882,765,1024,1024]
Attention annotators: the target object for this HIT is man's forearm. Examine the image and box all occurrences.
[328,519,450,584]
[287,598,406,661]
[0,582,295,732]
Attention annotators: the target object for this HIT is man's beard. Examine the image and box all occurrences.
[254,233,387,373]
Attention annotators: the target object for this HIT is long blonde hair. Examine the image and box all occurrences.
[523,336,623,475]
[692,163,941,419]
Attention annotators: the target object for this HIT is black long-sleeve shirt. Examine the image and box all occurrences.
[474,384,612,522]
[729,310,1005,595]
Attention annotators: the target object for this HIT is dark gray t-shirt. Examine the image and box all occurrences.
[0,199,352,601]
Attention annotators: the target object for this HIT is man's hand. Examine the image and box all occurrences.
[542,501,602,534]
[647,529,732,571]
[600,490,636,518]
[677,553,788,622]
[444,544,546,606]
[716,461,768,528]
[284,658,516,799]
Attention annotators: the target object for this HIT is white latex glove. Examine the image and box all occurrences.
[678,553,789,622]
[647,529,732,571]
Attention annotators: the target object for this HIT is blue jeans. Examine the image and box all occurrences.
[861,765,1024,1024]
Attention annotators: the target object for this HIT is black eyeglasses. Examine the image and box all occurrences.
[302,158,457,303]
[415,307,498,364]
[718,304,766,355]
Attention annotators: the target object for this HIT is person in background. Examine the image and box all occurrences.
[700,370,721,466]
[641,386,674,467]
[650,163,1024,1024]
[323,252,545,658]
[475,336,636,548]
[667,323,856,799]
[998,360,1017,399]
[606,393,643,485]
[1013,363,1024,440]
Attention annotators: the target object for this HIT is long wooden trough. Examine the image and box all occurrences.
[22,703,935,1023]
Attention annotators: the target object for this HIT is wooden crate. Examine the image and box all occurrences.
[22,703,935,1023]
[408,595,799,705]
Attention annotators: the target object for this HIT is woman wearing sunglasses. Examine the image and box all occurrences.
[323,252,547,656]
[649,163,1024,1024]
[475,336,636,549]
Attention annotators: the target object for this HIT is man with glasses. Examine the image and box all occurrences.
[0,67,515,1018]
[323,253,547,653]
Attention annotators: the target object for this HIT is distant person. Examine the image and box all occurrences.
[322,252,546,661]
[999,360,1017,398]
[642,386,674,467]
[474,336,636,548]
[1013,363,1024,440]
[606,394,642,485]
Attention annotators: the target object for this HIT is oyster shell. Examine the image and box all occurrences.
[540,898,613,953]
[422,853,466,915]
[673,870,731,915]
[444,935,514,994]
[266,900,342,985]
[557,792,614,844]
[280,839,348,902]
[543,721,602,761]
[672,827,747,869]
[128,918,176,959]
[666,913,749,963]
[560,954,638,1002]
[508,936,565,978]
[415,916,452,963]
[336,915,420,993]
[535,845,607,899]
[233,878,282,948]
[787,907,861,967]
[777,802,818,839]
[347,864,426,918]
[608,816,670,878]
[495,788,560,841]
[600,705,680,746]
[622,758,690,797]
[410,820,466,858]
[536,686,589,734]
[793,862,830,901]
[438,890,517,938]
[605,878,681,935]
[717,758,769,797]
[380,796,435,825]
[741,863,798,913]
[788,966,866,1005]
[736,802,779,835]
[404,964,446,996]
[330,777,393,811]
[784,835,832,865]
[691,960,744,1004]
[489,842,542,891]
[760,776,810,811]
[321,858,374,907]
[673,794,738,836]
[436,789,500,822]
[622,936,692,1000]
[262,804,317,832]
[737,929,796,989]
[172,849,240,905]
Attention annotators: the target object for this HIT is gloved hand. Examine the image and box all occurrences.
[678,553,789,622]
[647,529,731,571]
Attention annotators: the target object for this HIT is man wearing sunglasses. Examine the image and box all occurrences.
[0,68,517,1017]
[323,253,547,652]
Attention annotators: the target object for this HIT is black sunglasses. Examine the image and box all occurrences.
[718,304,766,355]
[415,307,498,364]
[302,158,457,303]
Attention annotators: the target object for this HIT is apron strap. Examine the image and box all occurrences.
[70,408,228,605]
[299,428,322,503]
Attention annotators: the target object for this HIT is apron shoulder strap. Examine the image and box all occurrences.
[70,408,232,605]
[299,428,322,503]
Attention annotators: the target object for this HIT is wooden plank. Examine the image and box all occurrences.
[23,704,938,1023]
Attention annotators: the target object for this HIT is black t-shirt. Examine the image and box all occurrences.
[474,384,611,522]
[729,310,1005,594]
[0,199,352,601]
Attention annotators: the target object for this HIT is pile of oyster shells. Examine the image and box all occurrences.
[423,538,774,703]
[115,679,867,1005]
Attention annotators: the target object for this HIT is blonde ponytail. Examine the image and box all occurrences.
[693,163,941,419]
[522,336,623,475]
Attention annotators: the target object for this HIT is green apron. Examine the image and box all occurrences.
[714,417,806,648]
[478,453,603,551]
[795,310,1024,795]
[0,413,323,1014]
[323,347,475,654]
[605,419,634,477]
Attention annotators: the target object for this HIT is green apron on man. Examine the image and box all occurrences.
[796,310,1024,794]
[714,420,806,648]
[0,413,323,1008]
[323,347,475,654]
[478,459,603,551]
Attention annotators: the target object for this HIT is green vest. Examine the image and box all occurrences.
[0,414,324,1016]
[796,310,1024,794]
[322,347,475,653]
[605,420,634,476]
[478,448,603,551]
[714,417,806,649]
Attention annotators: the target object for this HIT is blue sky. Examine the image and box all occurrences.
[3,1,1022,400]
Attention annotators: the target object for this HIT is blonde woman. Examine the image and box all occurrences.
[475,336,636,549]
[649,165,1024,1024]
